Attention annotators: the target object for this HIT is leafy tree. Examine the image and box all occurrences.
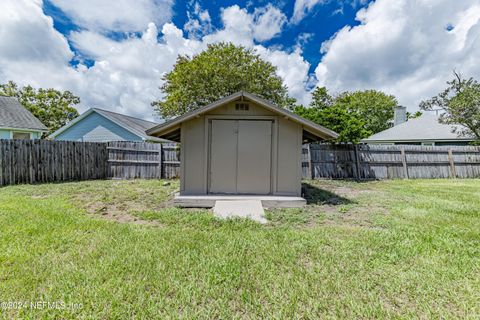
[295,102,369,143]
[152,42,295,119]
[407,111,422,119]
[294,87,396,143]
[0,81,80,134]
[310,86,333,110]
[334,90,396,134]
[420,72,480,141]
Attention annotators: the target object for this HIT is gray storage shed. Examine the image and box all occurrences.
[147,92,338,206]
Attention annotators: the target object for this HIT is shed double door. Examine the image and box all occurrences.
[209,120,272,194]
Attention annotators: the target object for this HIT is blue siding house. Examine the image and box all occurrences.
[0,96,48,139]
[49,108,167,142]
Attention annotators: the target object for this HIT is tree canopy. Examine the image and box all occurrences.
[420,72,480,142]
[152,42,296,119]
[0,81,80,134]
[294,87,397,143]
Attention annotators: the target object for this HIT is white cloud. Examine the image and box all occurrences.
[255,46,313,106]
[203,4,287,45]
[252,4,288,42]
[0,0,79,88]
[203,5,255,46]
[295,32,314,50]
[0,1,310,120]
[292,0,326,24]
[34,0,480,124]
[184,1,212,38]
[68,23,205,119]
[48,0,173,32]
[315,0,480,110]
[3,0,480,123]
[292,0,370,23]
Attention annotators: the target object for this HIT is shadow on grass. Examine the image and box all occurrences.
[302,182,355,205]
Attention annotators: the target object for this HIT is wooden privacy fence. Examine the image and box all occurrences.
[0,139,108,186]
[1,139,479,186]
[107,141,180,179]
[302,144,480,180]
[0,140,180,186]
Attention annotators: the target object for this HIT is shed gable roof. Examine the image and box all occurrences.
[49,108,167,142]
[0,96,48,131]
[147,91,338,141]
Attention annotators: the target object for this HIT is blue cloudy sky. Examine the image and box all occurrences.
[1,0,480,121]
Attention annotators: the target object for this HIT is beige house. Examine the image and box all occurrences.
[147,92,338,207]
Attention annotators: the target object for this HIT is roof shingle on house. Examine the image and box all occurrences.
[0,96,48,131]
[363,113,474,143]
[92,108,162,141]
[49,107,168,142]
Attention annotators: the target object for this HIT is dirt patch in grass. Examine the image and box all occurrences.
[99,211,162,226]
[267,180,387,229]
[321,205,387,230]
[82,202,163,226]
[65,179,179,226]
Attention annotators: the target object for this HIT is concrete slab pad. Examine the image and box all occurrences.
[174,194,306,208]
[213,200,267,224]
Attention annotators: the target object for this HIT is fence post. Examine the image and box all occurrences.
[306,144,313,179]
[159,143,164,179]
[354,144,362,181]
[400,147,409,179]
[448,149,457,179]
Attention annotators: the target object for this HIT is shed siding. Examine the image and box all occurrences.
[54,112,141,142]
[276,118,302,196]
[181,116,206,194]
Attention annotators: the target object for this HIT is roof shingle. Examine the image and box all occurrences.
[0,96,48,131]
[93,108,162,141]
[363,114,474,142]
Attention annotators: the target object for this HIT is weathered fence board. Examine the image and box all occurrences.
[0,139,108,186]
[106,141,180,179]
[304,144,480,180]
[162,143,181,179]
[107,141,162,179]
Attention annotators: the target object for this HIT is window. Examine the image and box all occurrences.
[12,132,30,139]
[235,103,249,111]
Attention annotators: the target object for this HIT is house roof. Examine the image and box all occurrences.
[146,91,339,142]
[49,108,168,142]
[363,113,475,143]
[0,96,48,132]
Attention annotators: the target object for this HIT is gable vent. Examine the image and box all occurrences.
[235,103,249,111]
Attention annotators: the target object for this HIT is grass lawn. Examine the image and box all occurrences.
[0,178,479,318]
